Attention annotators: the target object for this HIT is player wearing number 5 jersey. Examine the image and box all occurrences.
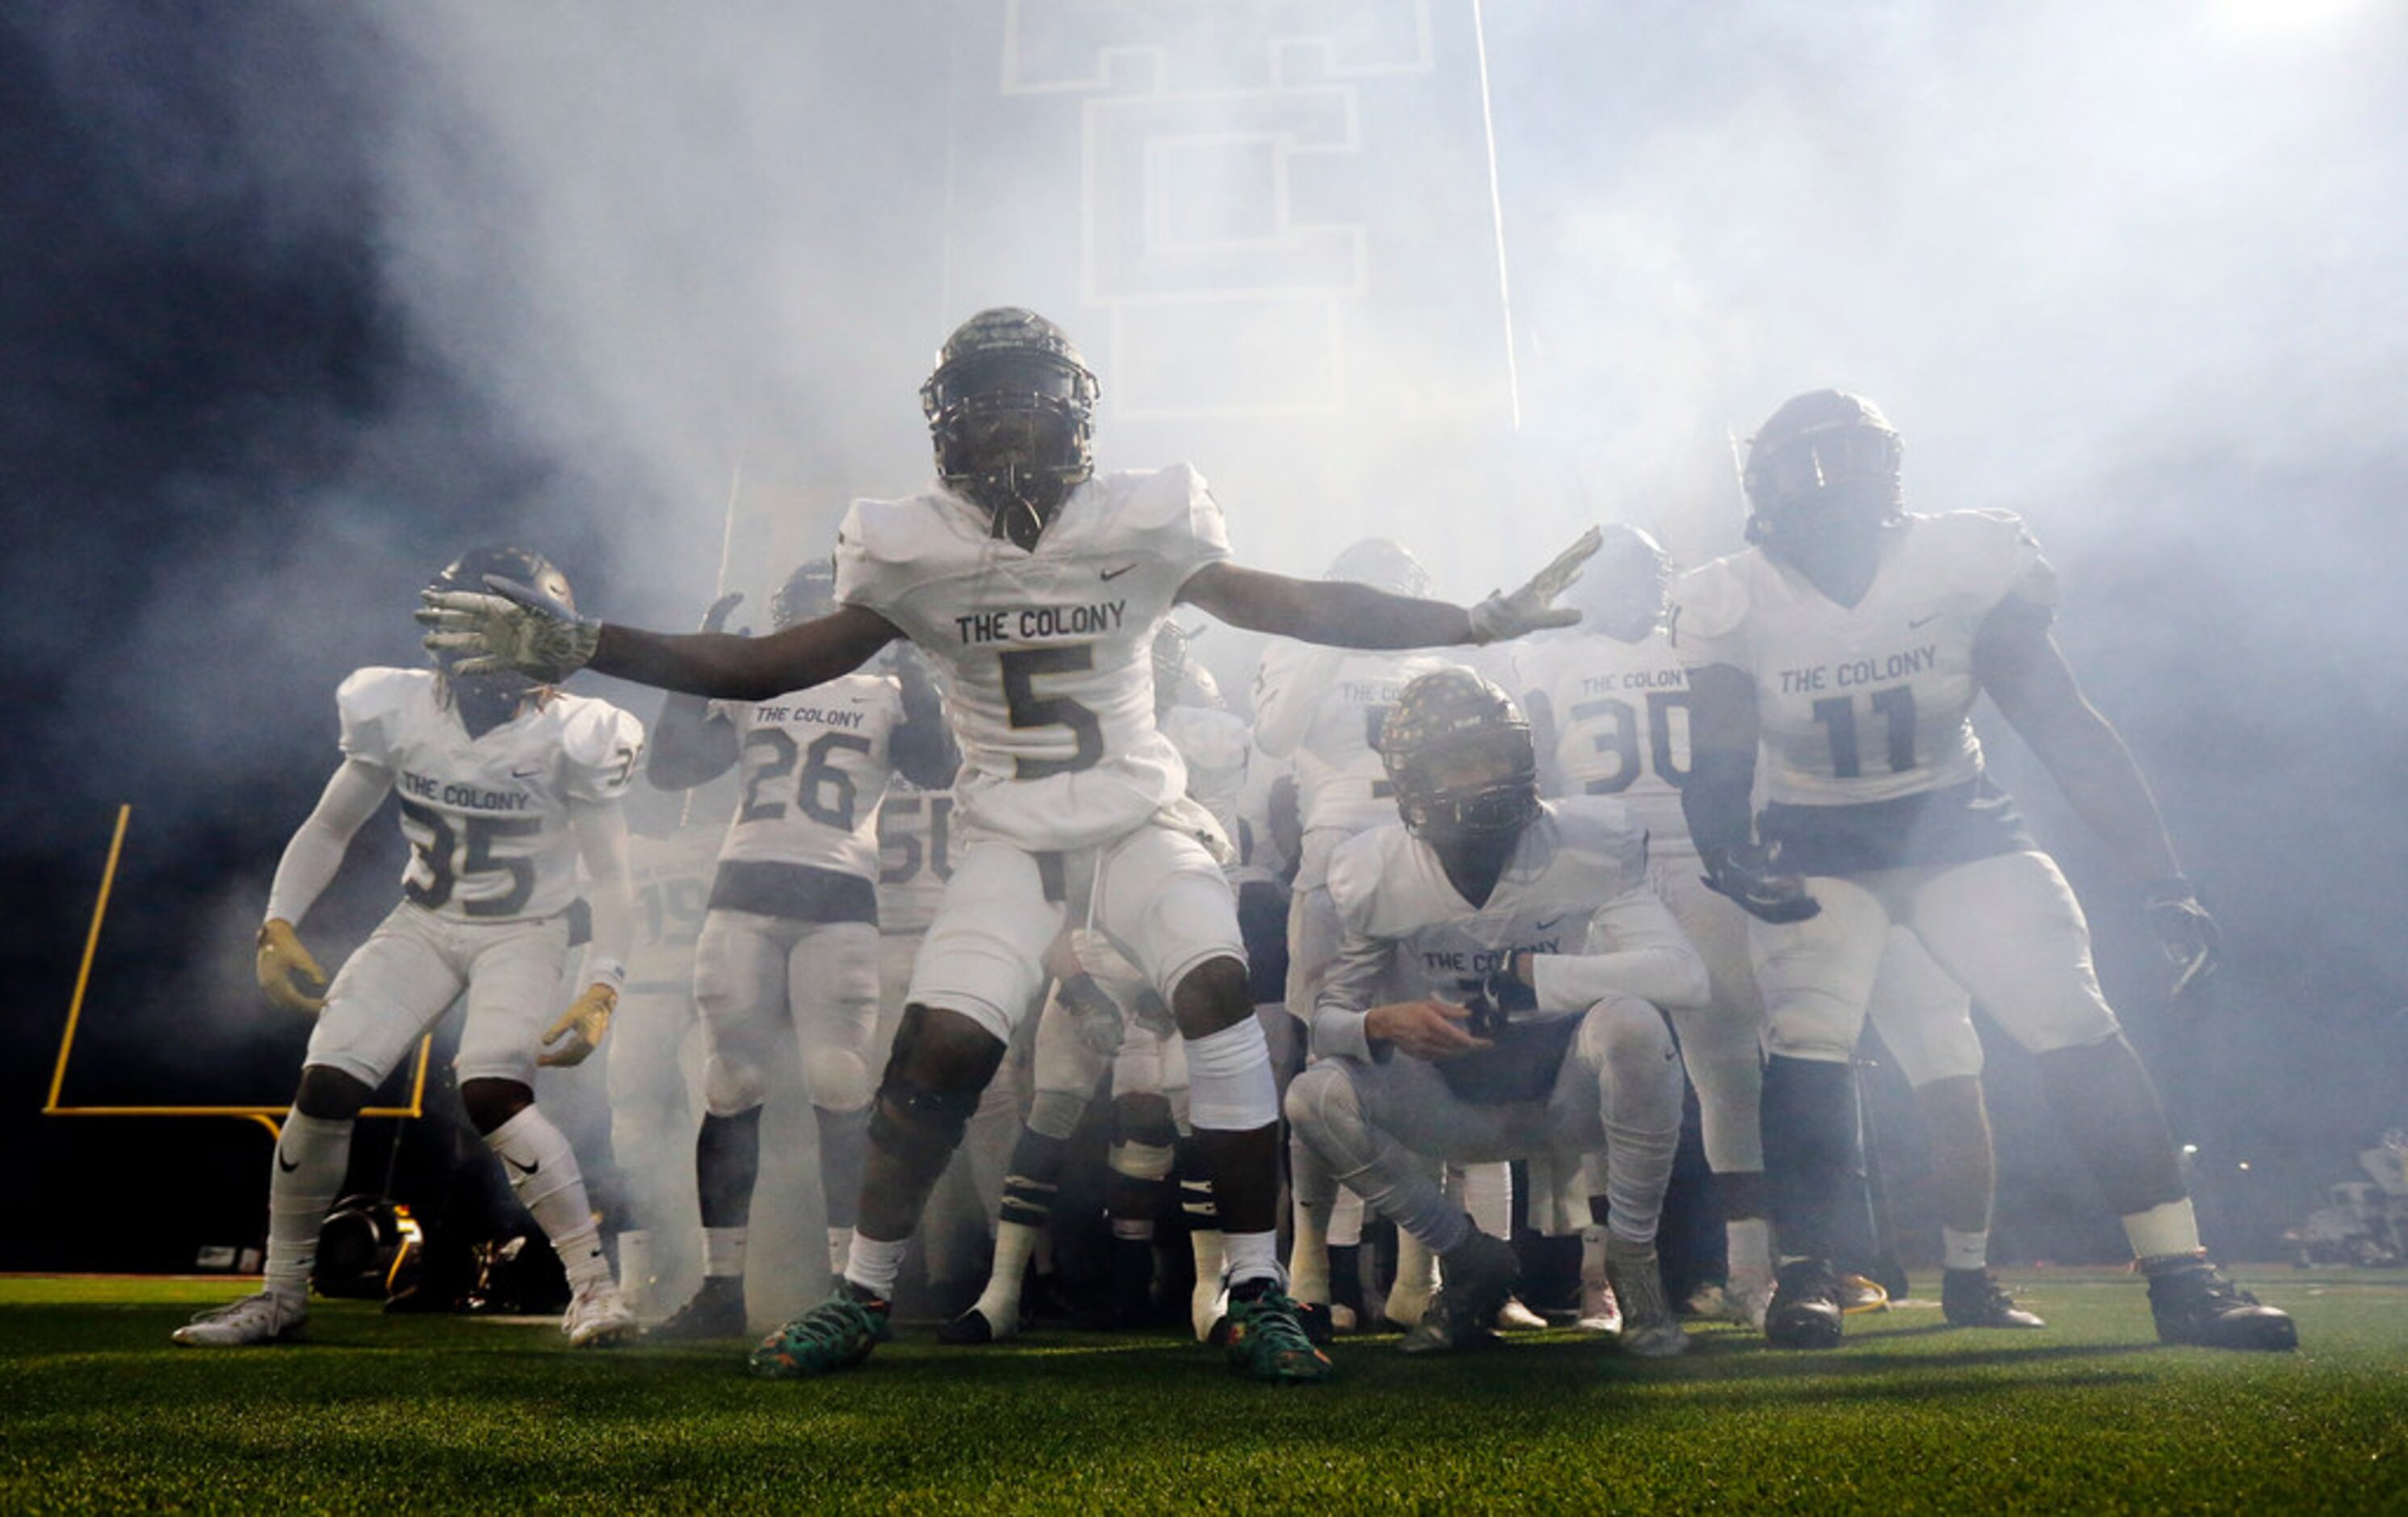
[178,548,645,1351]
[418,307,1605,1386]
[1676,390,2291,1351]
[640,564,956,1341]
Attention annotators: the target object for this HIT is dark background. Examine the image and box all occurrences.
[5,2,2402,1274]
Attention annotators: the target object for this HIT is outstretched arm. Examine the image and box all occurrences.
[593,604,902,702]
[1181,562,1470,648]
[1179,527,1603,649]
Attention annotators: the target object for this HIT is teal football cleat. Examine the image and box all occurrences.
[1222,1282,1333,1385]
[747,1282,891,1379]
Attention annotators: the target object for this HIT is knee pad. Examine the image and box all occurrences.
[866,1004,1006,1169]
[703,1053,770,1119]
[1182,1016,1277,1132]
[1579,993,1677,1069]
[799,1046,872,1113]
[1282,1061,1360,1158]
[1027,1089,1090,1141]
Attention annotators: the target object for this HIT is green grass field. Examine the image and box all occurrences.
[5,1271,2404,1513]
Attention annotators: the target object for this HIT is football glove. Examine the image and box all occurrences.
[539,982,617,1067]
[2142,879,2221,999]
[255,918,328,1014]
[1057,973,1126,1058]
[1468,527,1605,644]
[416,575,602,683]
[1700,843,1821,925]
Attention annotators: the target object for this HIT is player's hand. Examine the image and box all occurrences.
[1366,1000,1493,1061]
[255,918,328,1014]
[1468,527,1604,644]
[417,575,601,683]
[2143,879,2221,999]
[1701,844,1821,925]
[698,591,745,635]
[539,983,617,1067]
[1058,973,1126,1058]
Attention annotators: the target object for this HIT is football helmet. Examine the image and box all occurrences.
[770,557,837,631]
[1740,389,1903,544]
[1324,537,1433,599]
[426,547,571,729]
[921,307,1099,548]
[1378,668,1539,846]
[1569,523,1673,643]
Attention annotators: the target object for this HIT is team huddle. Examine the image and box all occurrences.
[175,308,2296,1380]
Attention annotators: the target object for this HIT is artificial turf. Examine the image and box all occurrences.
[3,1271,2403,1513]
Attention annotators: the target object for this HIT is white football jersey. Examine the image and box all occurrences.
[337,667,643,923]
[624,820,720,992]
[708,670,904,882]
[836,465,1229,851]
[1317,797,1652,1016]
[1674,511,2058,807]
[875,775,958,937]
[1252,644,1469,838]
[1511,630,1695,854]
[1160,702,1252,844]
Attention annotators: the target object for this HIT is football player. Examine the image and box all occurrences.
[418,307,1602,1384]
[637,560,955,1340]
[180,548,645,1350]
[1252,540,1509,1334]
[1286,669,1708,1357]
[1676,390,2293,1350]
[1518,526,2041,1331]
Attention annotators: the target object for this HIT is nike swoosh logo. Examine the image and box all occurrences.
[276,1149,300,1174]
[504,1154,540,1177]
[1100,563,1137,581]
[1907,614,1940,629]
[1534,915,1565,931]
[510,766,544,780]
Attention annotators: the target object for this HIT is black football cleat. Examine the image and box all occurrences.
[1294,1301,1337,1348]
[1399,1233,1521,1355]
[1764,1259,1844,1349]
[2145,1258,2297,1351]
[1941,1267,2046,1330]
[645,1275,748,1342]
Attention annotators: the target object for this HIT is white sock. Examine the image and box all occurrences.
[1289,1208,1332,1305]
[1223,1229,1281,1288]
[618,1229,653,1315]
[1328,1186,1366,1249]
[1580,1225,1609,1284]
[845,1233,911,1299]
[827,1226,853,1280]
[2122,1198,2202,1262]
[1456,1162,1514,1240]
[972,1219,1040,1325]
[702,1225,749,1280]
[485,1106,610,1290]
[1942,1227,1991,1272]
[263,1110,353,1300]
[1727,1218,1772,1283]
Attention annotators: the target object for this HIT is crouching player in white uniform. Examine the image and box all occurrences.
[180,548,644,1349]
[639,561,955,1339]
[419,307,1603,1384]
[1677,390,2293,1351]
[1286,670,1708,1357]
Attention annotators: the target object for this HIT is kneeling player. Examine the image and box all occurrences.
[1286,670,1709,1358]
[178,548,644,1350]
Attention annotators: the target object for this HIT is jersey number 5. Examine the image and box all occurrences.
[1001,646,1104,779]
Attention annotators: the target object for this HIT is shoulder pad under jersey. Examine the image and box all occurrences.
[1669,555,1753,656]
[1911,509,2058,610]
[835,493,959,610]
[335,666,433,768]
[550,694,647,802]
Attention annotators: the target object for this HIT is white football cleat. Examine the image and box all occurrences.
[172,1289,307,1347]
[1495,1296,1550,1332]
[562,1280,637,1348]
[1578,1271,1624,1334]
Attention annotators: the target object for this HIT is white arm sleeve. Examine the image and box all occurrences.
[569,798,635,990]
[1308,930,1391,1062]
[264,758,392,927]
[1529,886,1711,1012]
